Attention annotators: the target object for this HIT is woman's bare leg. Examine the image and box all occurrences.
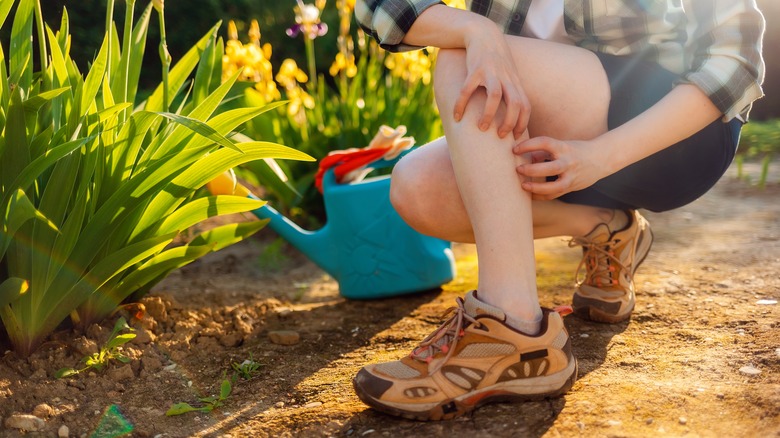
[393,36,611,331]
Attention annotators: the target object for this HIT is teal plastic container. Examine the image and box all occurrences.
[251,158,456,299]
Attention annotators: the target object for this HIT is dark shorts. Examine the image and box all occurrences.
[557,53,743,213]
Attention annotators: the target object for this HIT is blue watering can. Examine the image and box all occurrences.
[209,155,456,299]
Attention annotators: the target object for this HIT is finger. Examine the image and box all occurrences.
[516,160,563,178]
[513,94,531,139]
[498,89,522,139]
[513,136,558,155]
[479,79,502,132]
[454,76,481,122]
[521,179,567,198]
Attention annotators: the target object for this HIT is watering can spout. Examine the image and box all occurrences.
[205,172,338,276]
[251,204,338,276]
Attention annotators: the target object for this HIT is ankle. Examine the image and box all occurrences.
[608,209,630,231]
[505,311,543,335]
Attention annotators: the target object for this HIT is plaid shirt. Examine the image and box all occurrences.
[355,0,765,121]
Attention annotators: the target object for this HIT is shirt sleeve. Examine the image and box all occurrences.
[680,0,765,121]
[354,0,445,52]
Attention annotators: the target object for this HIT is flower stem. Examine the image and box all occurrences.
[157,5,170,111]
[304,37,318,93]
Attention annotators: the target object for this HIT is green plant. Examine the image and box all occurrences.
[166,374,233,416]
[55,317,136,378]
[0,0,312,357]
[231,354,263,380]
[736,118,780,187]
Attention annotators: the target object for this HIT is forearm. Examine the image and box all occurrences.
[596,84,723,175]
[402,4,500,49]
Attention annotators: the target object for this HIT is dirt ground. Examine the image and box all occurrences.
[1,163,779,438]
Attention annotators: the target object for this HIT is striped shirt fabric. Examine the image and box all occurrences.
[354,0,765,121]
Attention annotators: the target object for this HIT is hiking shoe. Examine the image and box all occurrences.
[570,210,653,323]
[352,291,577,421]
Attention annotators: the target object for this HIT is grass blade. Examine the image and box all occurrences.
[9,0,33,90]
[156,196,265,235]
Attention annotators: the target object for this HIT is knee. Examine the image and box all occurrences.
[389,156,429,230]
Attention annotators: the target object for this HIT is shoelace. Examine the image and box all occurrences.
[569,237,629,293]
[409,297,479,373]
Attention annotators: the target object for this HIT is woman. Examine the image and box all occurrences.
[351,0,765,420]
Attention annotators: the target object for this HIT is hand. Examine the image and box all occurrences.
[513,136,611,200]
[456,23,530,139]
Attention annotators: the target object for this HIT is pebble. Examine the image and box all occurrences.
[141,356,163,373]
[739,365,762,376]
[304,401,323,408]
[275,402,285,408]
[268,330,300,346]
[143,297,169,323]
[646,418,654,425]
[679,417,688,425]
[361,430,376,436]
[32,403,55,418]
[108,364,135,382]
[131,327,156,344]
[606,420,622,427]
[73,337,99,356]
[756,299,777,305]
[579,333,590,338]
[219,333,243,348]
[59,424,70,438]
[4,414,45,432]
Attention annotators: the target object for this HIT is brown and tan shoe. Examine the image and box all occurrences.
[570,210,653,323]
[353,291,577,421]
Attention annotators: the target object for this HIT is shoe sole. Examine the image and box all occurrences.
[576,220,654,324]
[353,359,578,421]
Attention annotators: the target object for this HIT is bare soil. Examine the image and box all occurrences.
[1,165,779,438]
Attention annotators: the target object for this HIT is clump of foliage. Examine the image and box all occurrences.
[0,0,311,357]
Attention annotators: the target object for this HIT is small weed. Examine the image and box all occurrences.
[166,374,233,416]
[231,354,264,380]
[56,317,136,378]
[167,354,263,416]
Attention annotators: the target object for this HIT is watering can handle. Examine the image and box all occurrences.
[365,147,415,171]
[321,146,416,190]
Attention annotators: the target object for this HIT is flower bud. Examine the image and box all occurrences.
[152,0,164,12]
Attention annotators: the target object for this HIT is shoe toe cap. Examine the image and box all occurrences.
[354,368,394,400]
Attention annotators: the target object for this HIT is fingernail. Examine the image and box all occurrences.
[480,123,488,131]
[454,112,461,121]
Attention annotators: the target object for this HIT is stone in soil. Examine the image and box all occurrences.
[32,403,55,418]
[268,330,300,345]
[4,414,46,432]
